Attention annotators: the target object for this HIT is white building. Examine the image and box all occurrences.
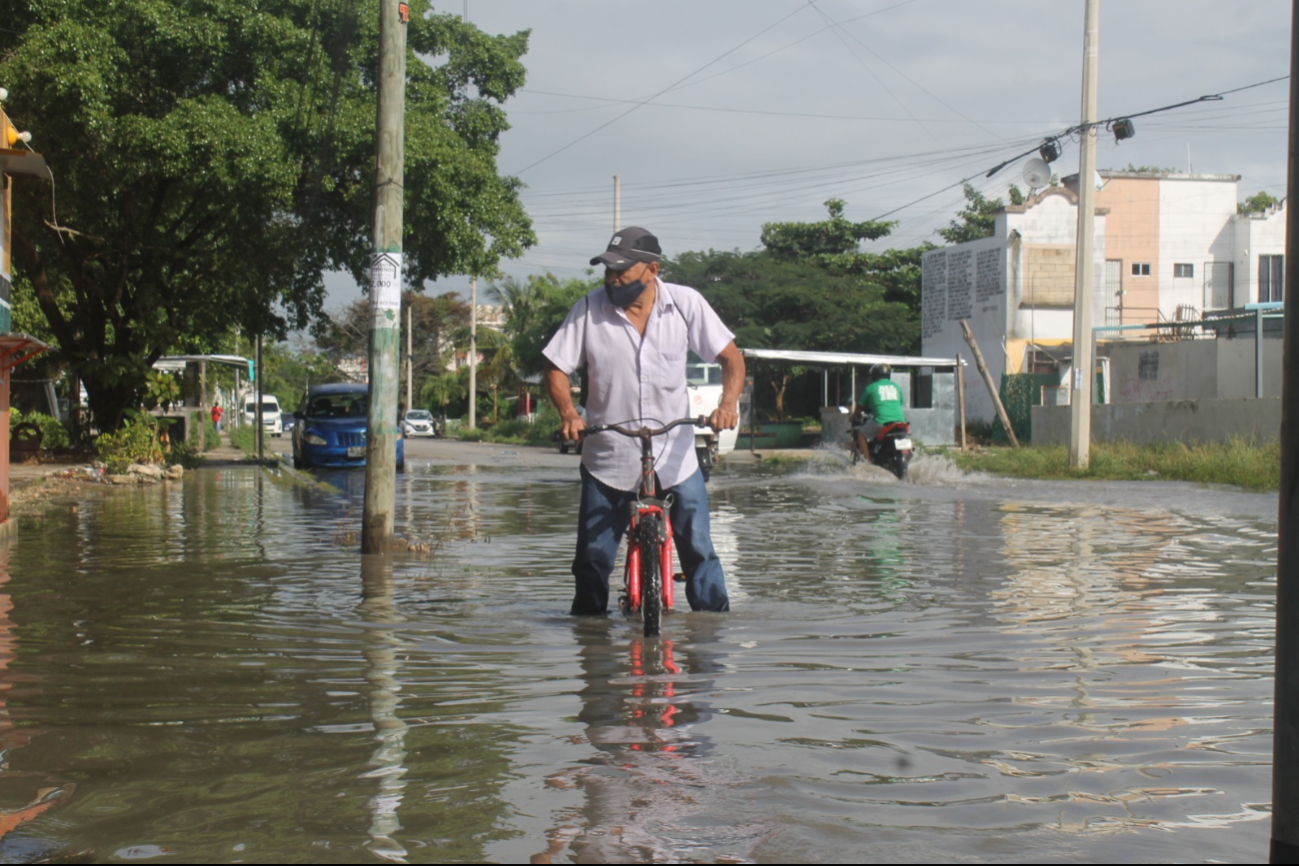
[921,171,1286,424]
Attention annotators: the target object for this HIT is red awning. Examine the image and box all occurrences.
[0,334,49,372]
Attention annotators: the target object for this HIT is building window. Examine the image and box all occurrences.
[1260,254,1285,303]
[1131,262,1151,277]
[1173,263,1194,279]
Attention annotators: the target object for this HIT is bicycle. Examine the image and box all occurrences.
[583,416,709,638]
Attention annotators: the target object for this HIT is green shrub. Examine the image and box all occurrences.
[187,412,219,449]
[10,408,71,451]
[454,427,487,442]
[95,411,164,474]
[166,439,204,470]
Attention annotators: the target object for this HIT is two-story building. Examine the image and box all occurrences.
[920,170,1286,424]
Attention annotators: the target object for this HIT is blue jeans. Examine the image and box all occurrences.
[572,465,730,615]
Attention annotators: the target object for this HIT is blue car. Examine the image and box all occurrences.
[291,383,404,470]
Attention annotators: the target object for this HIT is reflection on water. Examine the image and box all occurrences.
[0,458,1277,862]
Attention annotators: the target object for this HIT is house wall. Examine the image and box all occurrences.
[1158,177,1240,315]
[1232,203,1287,305]
[1094,176,1160,319]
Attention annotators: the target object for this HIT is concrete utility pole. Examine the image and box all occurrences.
[362,0,408,553]
[255,334,264,462]
[405,304,413,414]
[1069,0,1100,470]
[463,0,477,433]
[468,277,477,429]
[1270,5,1299,861]
[613,174,621,232]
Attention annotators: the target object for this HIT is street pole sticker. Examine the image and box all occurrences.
[370,252,402,327]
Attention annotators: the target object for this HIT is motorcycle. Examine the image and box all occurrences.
[852,420,914,481]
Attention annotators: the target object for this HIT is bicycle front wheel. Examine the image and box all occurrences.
[639,518,663,639]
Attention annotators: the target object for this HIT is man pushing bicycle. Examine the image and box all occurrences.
[542,227,745,617]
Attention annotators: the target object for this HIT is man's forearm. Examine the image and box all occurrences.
[544,366,580,419]
[717,343,745,410]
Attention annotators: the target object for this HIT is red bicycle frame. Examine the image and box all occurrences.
[626,503,674,614]
[584,416,707,622]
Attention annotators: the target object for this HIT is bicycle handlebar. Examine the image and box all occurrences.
[583,416,709,439]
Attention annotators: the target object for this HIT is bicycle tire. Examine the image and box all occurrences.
[639,518,663,639]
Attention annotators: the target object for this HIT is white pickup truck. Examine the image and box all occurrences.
[686,353,737,481]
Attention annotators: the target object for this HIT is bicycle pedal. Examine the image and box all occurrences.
[673,572,687,583]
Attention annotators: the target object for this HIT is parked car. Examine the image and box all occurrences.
[401,409,440,438]
[280,411,296,434]
[292,383,404,471]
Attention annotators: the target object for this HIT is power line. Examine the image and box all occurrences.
[511,1,817,176]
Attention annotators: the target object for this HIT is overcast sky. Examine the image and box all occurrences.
[323,0,1291,309]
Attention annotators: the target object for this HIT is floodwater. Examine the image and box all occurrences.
[0,450,1277,863]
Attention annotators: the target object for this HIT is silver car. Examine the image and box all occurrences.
[401,409,437,438]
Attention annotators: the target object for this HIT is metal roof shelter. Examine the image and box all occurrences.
[740,347,967,450]
[152,354,254,377]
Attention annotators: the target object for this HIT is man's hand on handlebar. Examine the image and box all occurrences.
[561,413,586,443]
[708,403,739,433]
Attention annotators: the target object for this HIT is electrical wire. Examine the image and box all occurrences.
[511,1,818,176]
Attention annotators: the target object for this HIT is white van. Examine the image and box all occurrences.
[244,395,283,436]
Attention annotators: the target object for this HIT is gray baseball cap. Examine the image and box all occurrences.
[590,227,662,270]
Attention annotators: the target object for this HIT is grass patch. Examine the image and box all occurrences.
[950,438,1280,491]
[229,424,257,457]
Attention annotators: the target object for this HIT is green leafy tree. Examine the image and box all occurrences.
[665,199,927,420]
[421,371,466,417]
[760,198,894,259]
[314,290,470,400]
[2,0,535,429]
[1239,190,1281,214]
[936,184,1025,245]
[490,272,598,377]
[254,343,343,410]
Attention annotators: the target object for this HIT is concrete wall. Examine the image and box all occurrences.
[1104,336,1283,404]
[1032,397,1282,445]
[909,370,956,446]
[920,236,1005,425]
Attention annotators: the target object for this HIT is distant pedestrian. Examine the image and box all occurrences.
[210,403,223,432]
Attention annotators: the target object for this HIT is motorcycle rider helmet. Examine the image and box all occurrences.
[869,363,891,382]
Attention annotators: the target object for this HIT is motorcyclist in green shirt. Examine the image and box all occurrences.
[852,363,907,461]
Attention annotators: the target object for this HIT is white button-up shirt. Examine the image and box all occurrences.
[543,278,736,492]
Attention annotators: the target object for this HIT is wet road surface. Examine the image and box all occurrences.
[0,445,1277,862]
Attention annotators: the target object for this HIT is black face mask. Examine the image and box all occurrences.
[605,277,648,308]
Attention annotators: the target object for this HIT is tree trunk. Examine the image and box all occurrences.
[770,372,791,421]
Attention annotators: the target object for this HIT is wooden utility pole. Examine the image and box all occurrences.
[959,320,1018,448]
[956,355,967,450]
[362,0,407,553]
[1069,0,1100,469]
[1270,4,1299,860]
